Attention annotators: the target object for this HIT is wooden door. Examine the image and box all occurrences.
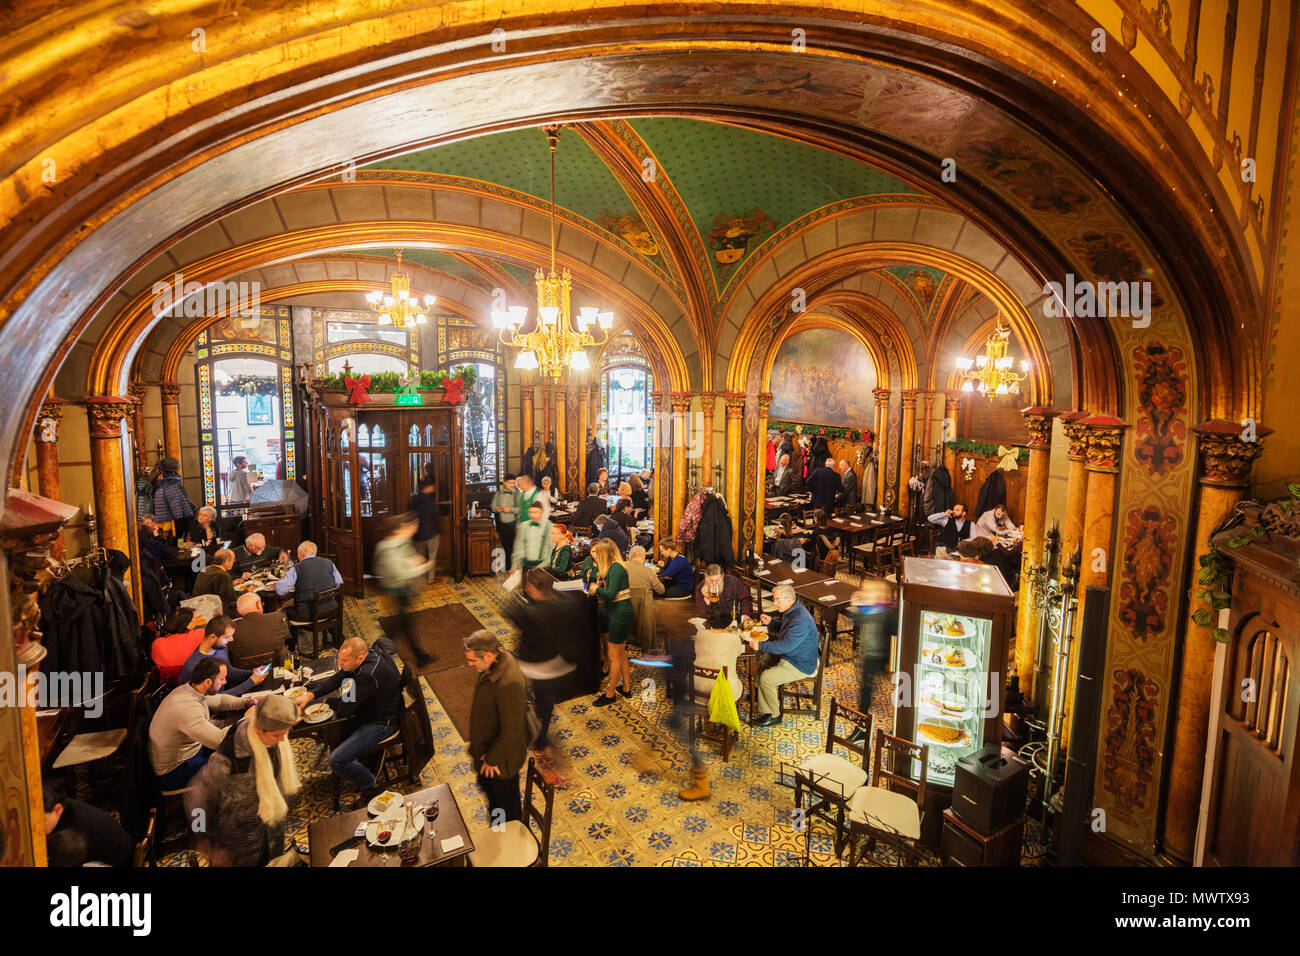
[323,411,364,595]
[356,415,397,568]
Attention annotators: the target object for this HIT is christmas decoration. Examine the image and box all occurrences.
[768,420,871,442]
[344,374,371,404]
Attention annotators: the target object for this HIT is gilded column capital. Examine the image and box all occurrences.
[758,392,773,417]
[1192,420,1271,489]
[900,389,919,409]
[37,398,65,443]
[85,397,134,438]
[698,391,717,413]
[669,391,693,413]
[127,382,147,404]
[1021,405,1062,448]
[649,390,663,413]
[160,381,182,405]
[1060,411,1090,461]
[519,384,535,399]
[1079,415,1129,473]
[871,387,890,408]
[922,391,936,412]
[723,393,747,418]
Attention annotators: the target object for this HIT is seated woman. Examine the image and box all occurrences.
[186,506,221,548]
[610,497,637,535]
[656,538,695,598]
[149,608,206,683]
[767,511,809,560]
[693,606,745,703]
[628,474,649,517]
[808,509,841,563]
[545,523,574,578]
[539,475,561,507]
[957,536,1017,589]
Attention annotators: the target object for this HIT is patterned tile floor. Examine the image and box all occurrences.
[156,573,1047,867]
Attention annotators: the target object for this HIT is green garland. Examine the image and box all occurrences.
[315,364,479,393]
[215,375,278,396]
[944,438,1030,462]
[768,420,873,442]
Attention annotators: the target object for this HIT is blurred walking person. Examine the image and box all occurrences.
[374,513,434,667]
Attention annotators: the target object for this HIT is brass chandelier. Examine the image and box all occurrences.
[491,126,612,379]
[955,320,1030,396]
[365,249,434,329]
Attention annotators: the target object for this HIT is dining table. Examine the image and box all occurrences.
[748,557,829,590]
[308,782,475,867]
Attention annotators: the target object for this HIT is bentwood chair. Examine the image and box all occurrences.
[793,698,874,858]
[847,728,929,867]
[467,757,556,867]
[50,667,155,775]
[134,809,157,867]
[687,664,740,762]
[776,627,832,720]
[286,585,342,656]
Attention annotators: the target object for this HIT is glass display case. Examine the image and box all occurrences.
[896,557,1016,789]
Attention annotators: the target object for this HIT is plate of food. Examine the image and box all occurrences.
[366,789,406,818]
[920,642,976,670]
[920,695,974,721]
[283,686,310,701]
[917,721,972,749]
[303,702,333,724]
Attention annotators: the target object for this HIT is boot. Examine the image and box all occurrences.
[678,768,710,801]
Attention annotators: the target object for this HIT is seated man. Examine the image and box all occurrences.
[745,583,820,727]
[624,545,665,596]
[656,538,695,598]
[295,636,403,800]
[194,548,240,615]
[179,616,267,696]
[768,452,794,496]
[973,503,1023,543]
[928,503,974,552]
[233,532,285,574]
[148,657,245,789]
[592,513,628,555]
[43,780,134,868]
[694,563,754,619]
[274,540,343,621]
[571,483,610,529]
[230,592,290,667]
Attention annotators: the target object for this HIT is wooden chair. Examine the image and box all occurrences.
[236,647,279,671]
[851,525,891,577]
[333,677,416,810]
[793,698,874,858]
[817,549,841,577]
[286,585,342,656]
[847,728,930,867]
[134,808,157,867]
[687,664,740,762]
[777,627,832,719]
[467,757,556,867]
[50,668,155,773]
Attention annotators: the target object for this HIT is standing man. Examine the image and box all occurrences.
[374,513,434,666]
[516,473,550,520]
[745,583,820,728]
[807,456,840,510]
[492,475,521,562]
[928,503,974,551]
[464,630,529,823]
[837,458,859,509]
[408,474,441,584]
[226,456,252,505]
[511,499,554,571]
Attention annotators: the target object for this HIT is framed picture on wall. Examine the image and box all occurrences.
[246,393,273,426]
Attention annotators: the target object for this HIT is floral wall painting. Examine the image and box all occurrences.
[768,327,877,427]
[1132,344,1188,475]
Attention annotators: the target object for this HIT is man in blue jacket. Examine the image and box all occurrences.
[745,584,820,727]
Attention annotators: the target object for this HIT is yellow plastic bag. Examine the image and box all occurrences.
[707,668,742,732]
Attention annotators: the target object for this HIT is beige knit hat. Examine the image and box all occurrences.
[255,692,302,732]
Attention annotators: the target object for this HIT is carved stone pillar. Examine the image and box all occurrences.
[699,392,716,485]
[753,392,773,555]
[723,393,746,557]
[85,397,136,557]
[649,390,665,550]
[519,384,534,475]
[897,390,918,516]
[921,390,936,461]
[555,386,567,495]
[1162,420,1269,863]
[1016,406,1062,701]
[577,384,589,493]
[872,387,890,509]
[670,392,693,536]
[127,382,148,470]
[160,381,183,462]
[35,398,65,558]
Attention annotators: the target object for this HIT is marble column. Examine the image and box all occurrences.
[897,390,918,516]
[35,397,66,558]
[699,392,716,487]
[921,390,936,462]
[160,382,182,462]
[127,383,148,470]
[577,384,589,493]
[753,392,772,555]
[723,393,746,557]
[872,387,890,509]
[1061,415,1128,746]
[649,390,665,549]
[670,392,692,535]
[85,397,136,558]
[555,386,567,495]
[519,384,534,473]
[1016,406,1062,701]
[1162,420,1269,863]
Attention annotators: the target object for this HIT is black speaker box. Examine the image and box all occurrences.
[951,745,1029,835]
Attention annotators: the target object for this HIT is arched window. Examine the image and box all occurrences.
[435,316,505,488]
[600,330,655,481]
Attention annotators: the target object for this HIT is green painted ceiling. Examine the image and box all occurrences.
[367,247,488,288]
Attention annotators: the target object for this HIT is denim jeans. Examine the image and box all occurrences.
[156,746,212,791]
[330,719,397,790]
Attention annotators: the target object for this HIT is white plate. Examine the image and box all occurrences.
[366,791,406,817]
[303,704,333,724]
[365,815,423,848]
[284,686,310,700]
[241,689,274,700]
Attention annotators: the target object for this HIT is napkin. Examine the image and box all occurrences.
[819,594,837,602]
[329,849,359,868]
[755,569,770,576]
[440,835,465,852]
[776,578,793,585]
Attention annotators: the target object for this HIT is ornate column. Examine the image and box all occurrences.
[555,386,567,495]
[34,397,66,558]
[127,382,148,470]
[1058,412,1091,561]
[1162,421,1269,862]
[872,387,890,508]
[160,381,182,462]
[577,384,589,493]
[921,390,936,462]
[670,392,692,536]
[753,392,772,555]
[1061,415,1128,746]
[1016,406,1062,700]
[699,392,716,485]
[649,390,666,549]
[723,393,746,557]
[519,384,534,475]
[897,390,918,516]
[85,397,136,558]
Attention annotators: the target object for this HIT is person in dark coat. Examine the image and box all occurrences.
[43,780,134,867]
[585,437,606,492]
[693,494,735,567]
[806,457,840,510]
[194,549,240,615]
[464,630,529,823]
[593,514,629,554]
[408,473,441,583]
[152,457,197,528]
[975,468,1008,525]
[571,483,610,528]
[837,459,859,508]
[923,463,956,516]
[928,504,974,551]
[769,453,795,495]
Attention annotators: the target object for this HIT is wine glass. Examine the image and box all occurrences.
[375,825,393,864]
[425,799,440,839]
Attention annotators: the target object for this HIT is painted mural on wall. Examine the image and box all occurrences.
[768,328,877,427]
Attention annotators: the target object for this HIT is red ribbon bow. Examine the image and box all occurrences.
[442,376,466,404]
[344,374,371,404]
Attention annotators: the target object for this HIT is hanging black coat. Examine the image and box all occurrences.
[585,441,606,488]
[809,436,831,470]
[694,495,735,568]
[975,469,1007,522]
[102,549,142,679]
[38,572,103,676]
[924,464,956,516]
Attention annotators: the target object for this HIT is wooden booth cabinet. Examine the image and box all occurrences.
[1204,531,1300,867]
[307,391,466,594]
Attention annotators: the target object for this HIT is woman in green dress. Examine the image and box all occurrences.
[545,523,574,578]
[591,538,635,706]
